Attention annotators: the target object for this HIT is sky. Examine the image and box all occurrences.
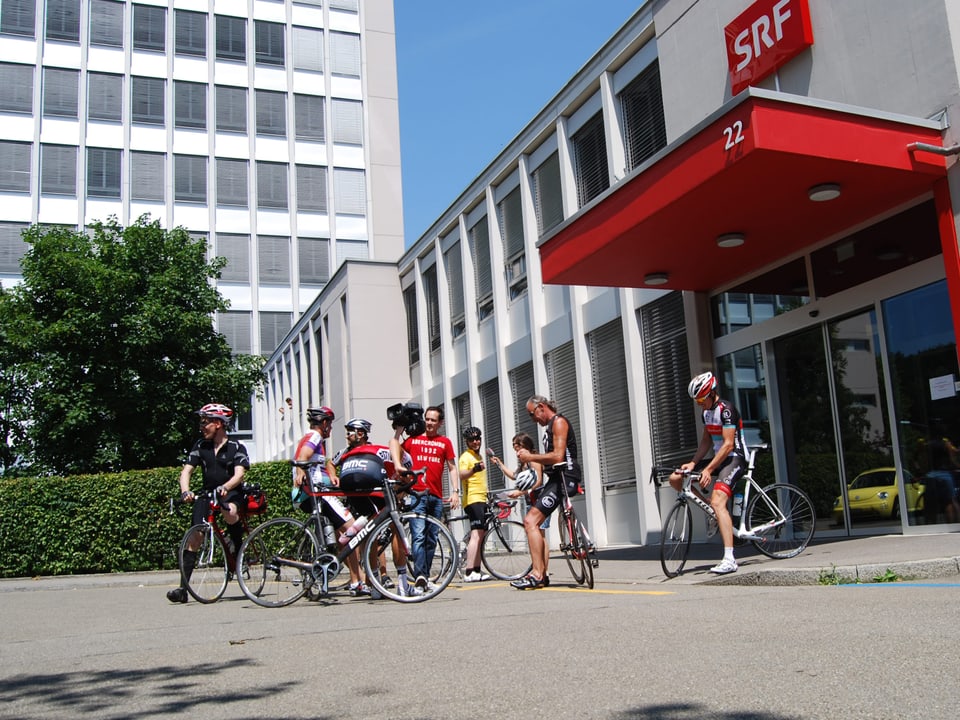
[393,1,642,247]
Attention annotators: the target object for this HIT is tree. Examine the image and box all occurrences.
[0,217,264,475]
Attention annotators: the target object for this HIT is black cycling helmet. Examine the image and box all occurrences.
[344,417,372,434]
[462,426,482,441]
[306,406,335,424]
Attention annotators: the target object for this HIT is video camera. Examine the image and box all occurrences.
[387,402,426,437]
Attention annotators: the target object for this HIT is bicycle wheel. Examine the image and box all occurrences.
[180,523,228,603]
[660,501,692,578]
[575,520,595,589]
[747,483,816,559]
[480,520,532,581]
[364,513,457,603]
[237,530,267,599]
[559,510,587,585]
[237,517,321,607]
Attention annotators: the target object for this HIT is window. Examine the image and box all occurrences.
[468,216,493,320]
[255,20,284,66]
[0,141,31,192]
[403,283,419,365]
[255,90,286,136]
[43,67,79,118]
[0,223,30,274]
[443,241,465,338]
[299,237,329,285]
[509,361,538,443]
[89,0,123,47]
[292,27,322,72]
[572,112,609,208]
[175,81,206,129]
[619,60,667,172]
[216,85,246,132]
[294,94,324,141]
[532,151,563,237]
[218,310,252,355]
[175,10,206,57]
[331,99,362,145]
[130,151,164,201]
[87,147,121,198]
[329,32,360,77]
[88,73,122,122]
[216,158,248,206]
[174,155,207,203]
[216,234,249,282]
[497,186,526,299]
[257,235,290,285]
[0,63,33,113]
[133,4,165,52]
[639,292,696,469]
[257,161,288,209]
[40,144,77,195]
[131,76,165,124]
[296,165,327,212]
[423,265,441,352]
[46,0,79,42]
[259,311,292,356]
[544,341,582,463]
[479,379,504,489]
[216,15,245,62]
[329,0,358,10]
[335,240,367,265]
[1,0,35,37]
[588,319,635,484]
[333,168,365,214]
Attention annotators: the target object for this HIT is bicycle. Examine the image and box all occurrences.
[551,463,598,589]
[654,444,816,578]
[445,491,532,581]
[236,463,459,605]
[169,483,267,603]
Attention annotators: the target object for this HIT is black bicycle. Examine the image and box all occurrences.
[236,463,458,605]
[445,491,532,581]
[552,463,597,589]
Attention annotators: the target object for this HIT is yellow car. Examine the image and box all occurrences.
[833,468,924,521]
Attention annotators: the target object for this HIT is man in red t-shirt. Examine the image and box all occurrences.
[402,405,459,586]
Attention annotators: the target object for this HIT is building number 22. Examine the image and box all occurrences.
[723,120,745,150]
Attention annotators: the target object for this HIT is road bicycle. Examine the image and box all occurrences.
[445,491,532,581]
[236,463,458,605]
[654,444,816,578]
[169,484,267,603]
[552,463,598,589]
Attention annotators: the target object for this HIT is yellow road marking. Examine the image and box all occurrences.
[453,582,673,596]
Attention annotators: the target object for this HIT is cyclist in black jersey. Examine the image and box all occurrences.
[511,394,582,590]
[167,403,250,603]
[669,372,747,575]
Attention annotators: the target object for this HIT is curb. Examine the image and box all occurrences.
[703,556,960,586]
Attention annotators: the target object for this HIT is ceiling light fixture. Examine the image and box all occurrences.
[644,272,669,286]
[716,233,745,248]
[808,183,841,202]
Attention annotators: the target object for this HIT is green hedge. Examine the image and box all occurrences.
[0,461,294,578]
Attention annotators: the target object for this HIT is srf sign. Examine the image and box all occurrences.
[725,0,814,95]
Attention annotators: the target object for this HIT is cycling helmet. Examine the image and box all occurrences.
[306,406,335,424]
[197,403,233,422]
[345,417,372,435]
[687,372,718,401]
[515,468,537,491]
[462,426,482,441]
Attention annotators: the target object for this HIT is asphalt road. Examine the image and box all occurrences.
[2,572,958,720]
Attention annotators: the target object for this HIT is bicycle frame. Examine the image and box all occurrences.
[447,492,521,576]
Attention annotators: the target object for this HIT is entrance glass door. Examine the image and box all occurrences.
[774,309,896,534]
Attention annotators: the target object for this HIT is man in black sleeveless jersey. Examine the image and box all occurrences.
[511,394,582,589]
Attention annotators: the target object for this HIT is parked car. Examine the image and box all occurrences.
[832,468,924,522]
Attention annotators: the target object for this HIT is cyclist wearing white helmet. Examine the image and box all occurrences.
[168,403,250,603]
[670,371,748,575]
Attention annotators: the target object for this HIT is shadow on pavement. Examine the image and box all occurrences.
[615,703,799,719]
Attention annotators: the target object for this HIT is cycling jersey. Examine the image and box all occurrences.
[293,430,333,488]
[543,413,581,486]
[701,399,747,459]
[185,438,250,491]
[458,448,488,507]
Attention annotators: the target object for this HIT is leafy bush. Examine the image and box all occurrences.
[0,461,293,578]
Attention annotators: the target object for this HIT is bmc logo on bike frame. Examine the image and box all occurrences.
[724,0,814,95]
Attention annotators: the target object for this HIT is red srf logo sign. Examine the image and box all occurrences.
[725,0,814,95]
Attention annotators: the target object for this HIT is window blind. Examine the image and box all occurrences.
[88,73,122,122]
[298,237,329,285]
[216,86,246,133]
[295,94,324,141]
[256,161,288,209]
[293,27,322,72]
[296,164,327,212]
[130,151,164,201]
[333,168,365,214]
[174,154,207,203]
[89,0,123,47]
[0,63,33,113]
[533,151,563,237]
[43,67,79,118]
[0,142,30,192]
[572,112,609,209]
[216,158,248,206]
[588,319,636,484]
[87,147,121,198]
[216,234,250,282]
[619,60,667,172]
[258,235,290,284]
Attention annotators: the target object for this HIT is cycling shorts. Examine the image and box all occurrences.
[531,477,566,517]
[464,501,486,531]
[300,492,352,529]
[693,456,745,497]
[192,487,244,526]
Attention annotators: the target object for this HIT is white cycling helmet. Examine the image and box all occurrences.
[515,468,537,491]
[687,372,718,401]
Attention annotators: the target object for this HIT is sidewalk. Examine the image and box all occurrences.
[3,533,960,592]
